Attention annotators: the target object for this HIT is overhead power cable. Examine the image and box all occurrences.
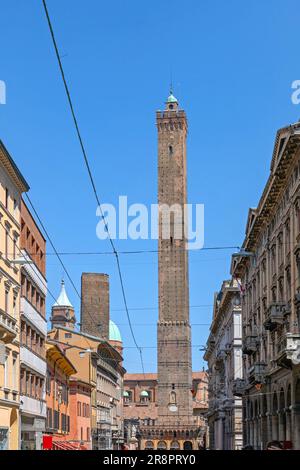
[0,219,57,305]
[25,194,81,300]
[41,0,145,375]
[2,245,241,256]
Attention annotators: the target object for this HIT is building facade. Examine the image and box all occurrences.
[48,277,125,450]
[204,279,243,450]
[123,372,208,450]
[231,121,300,449]
[45,341,77,449]
[20,199,47,450]
[0,141,29,450]
[68,378,93,449]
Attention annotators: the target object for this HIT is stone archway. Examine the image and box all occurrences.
[170,440,180,450]
[145,440,154,450]
[157,440,167,450]
[183,441,193,450]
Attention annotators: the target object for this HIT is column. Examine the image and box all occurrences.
[261,414,268,450]
[292,404,300,450]
[278,411,286,442]
[249,420,254,446]
[243,418,250,445]
[253,419,257,449]
[285,409,292,442]
[266,412,272,444]
[272,413,279,440]
[257,417,261,449]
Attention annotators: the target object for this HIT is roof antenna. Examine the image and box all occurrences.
[170,66,173,95]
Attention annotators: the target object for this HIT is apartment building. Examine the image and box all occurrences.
[0,141,29,450]
[45,341,76,449]
[19,199,47,449]
[231,121,300,449]
[204,279,243,450]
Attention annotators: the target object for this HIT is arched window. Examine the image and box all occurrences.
[145,441,154,450]
[184,441,193,450]
[170,441,180,450]
[169,145,173,156]
[140,390,149,403]
[170,391,176,404]
[157,441,167,450]
[123,390,132,404]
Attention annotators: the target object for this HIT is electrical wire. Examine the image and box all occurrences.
[25,194,81,300]
[41,0,145,375]
[2,245,241,256]
[0,219,57,305]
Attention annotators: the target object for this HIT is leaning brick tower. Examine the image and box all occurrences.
[156,91,193,425]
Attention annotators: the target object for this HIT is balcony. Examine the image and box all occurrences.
[20,395,46,418]
[232,378,247,397]
[216,349,226,363]
[0,308,18,343]
[248,362,267,385]
[20,346,47,376]
[276,333,300,368]
[263,302,286,331]
[242,334,258,355]
[20,298,47,337]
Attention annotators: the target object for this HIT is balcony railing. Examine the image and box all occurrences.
[248,362,267,385]
[264,302,286,331]
[216,350,226,362]
[232,378,247,397]
[243,334,258,355]
[0,309,18,343]
[276,332,300,367]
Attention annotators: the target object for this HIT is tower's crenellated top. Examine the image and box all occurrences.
[156,90,187,132]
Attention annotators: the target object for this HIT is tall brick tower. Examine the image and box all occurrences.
[156,92,193,439]
[80,273,109,339]
[139,94,201,450]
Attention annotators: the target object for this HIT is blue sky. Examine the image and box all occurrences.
[1,0,300,372]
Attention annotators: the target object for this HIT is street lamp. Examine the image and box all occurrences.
[231,249,255,259]
[78,348,93,358]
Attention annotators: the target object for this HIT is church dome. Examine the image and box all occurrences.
[109,320,122,342]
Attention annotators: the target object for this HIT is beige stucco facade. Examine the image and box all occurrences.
[48,325,125,449]
[0,141,29,450]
